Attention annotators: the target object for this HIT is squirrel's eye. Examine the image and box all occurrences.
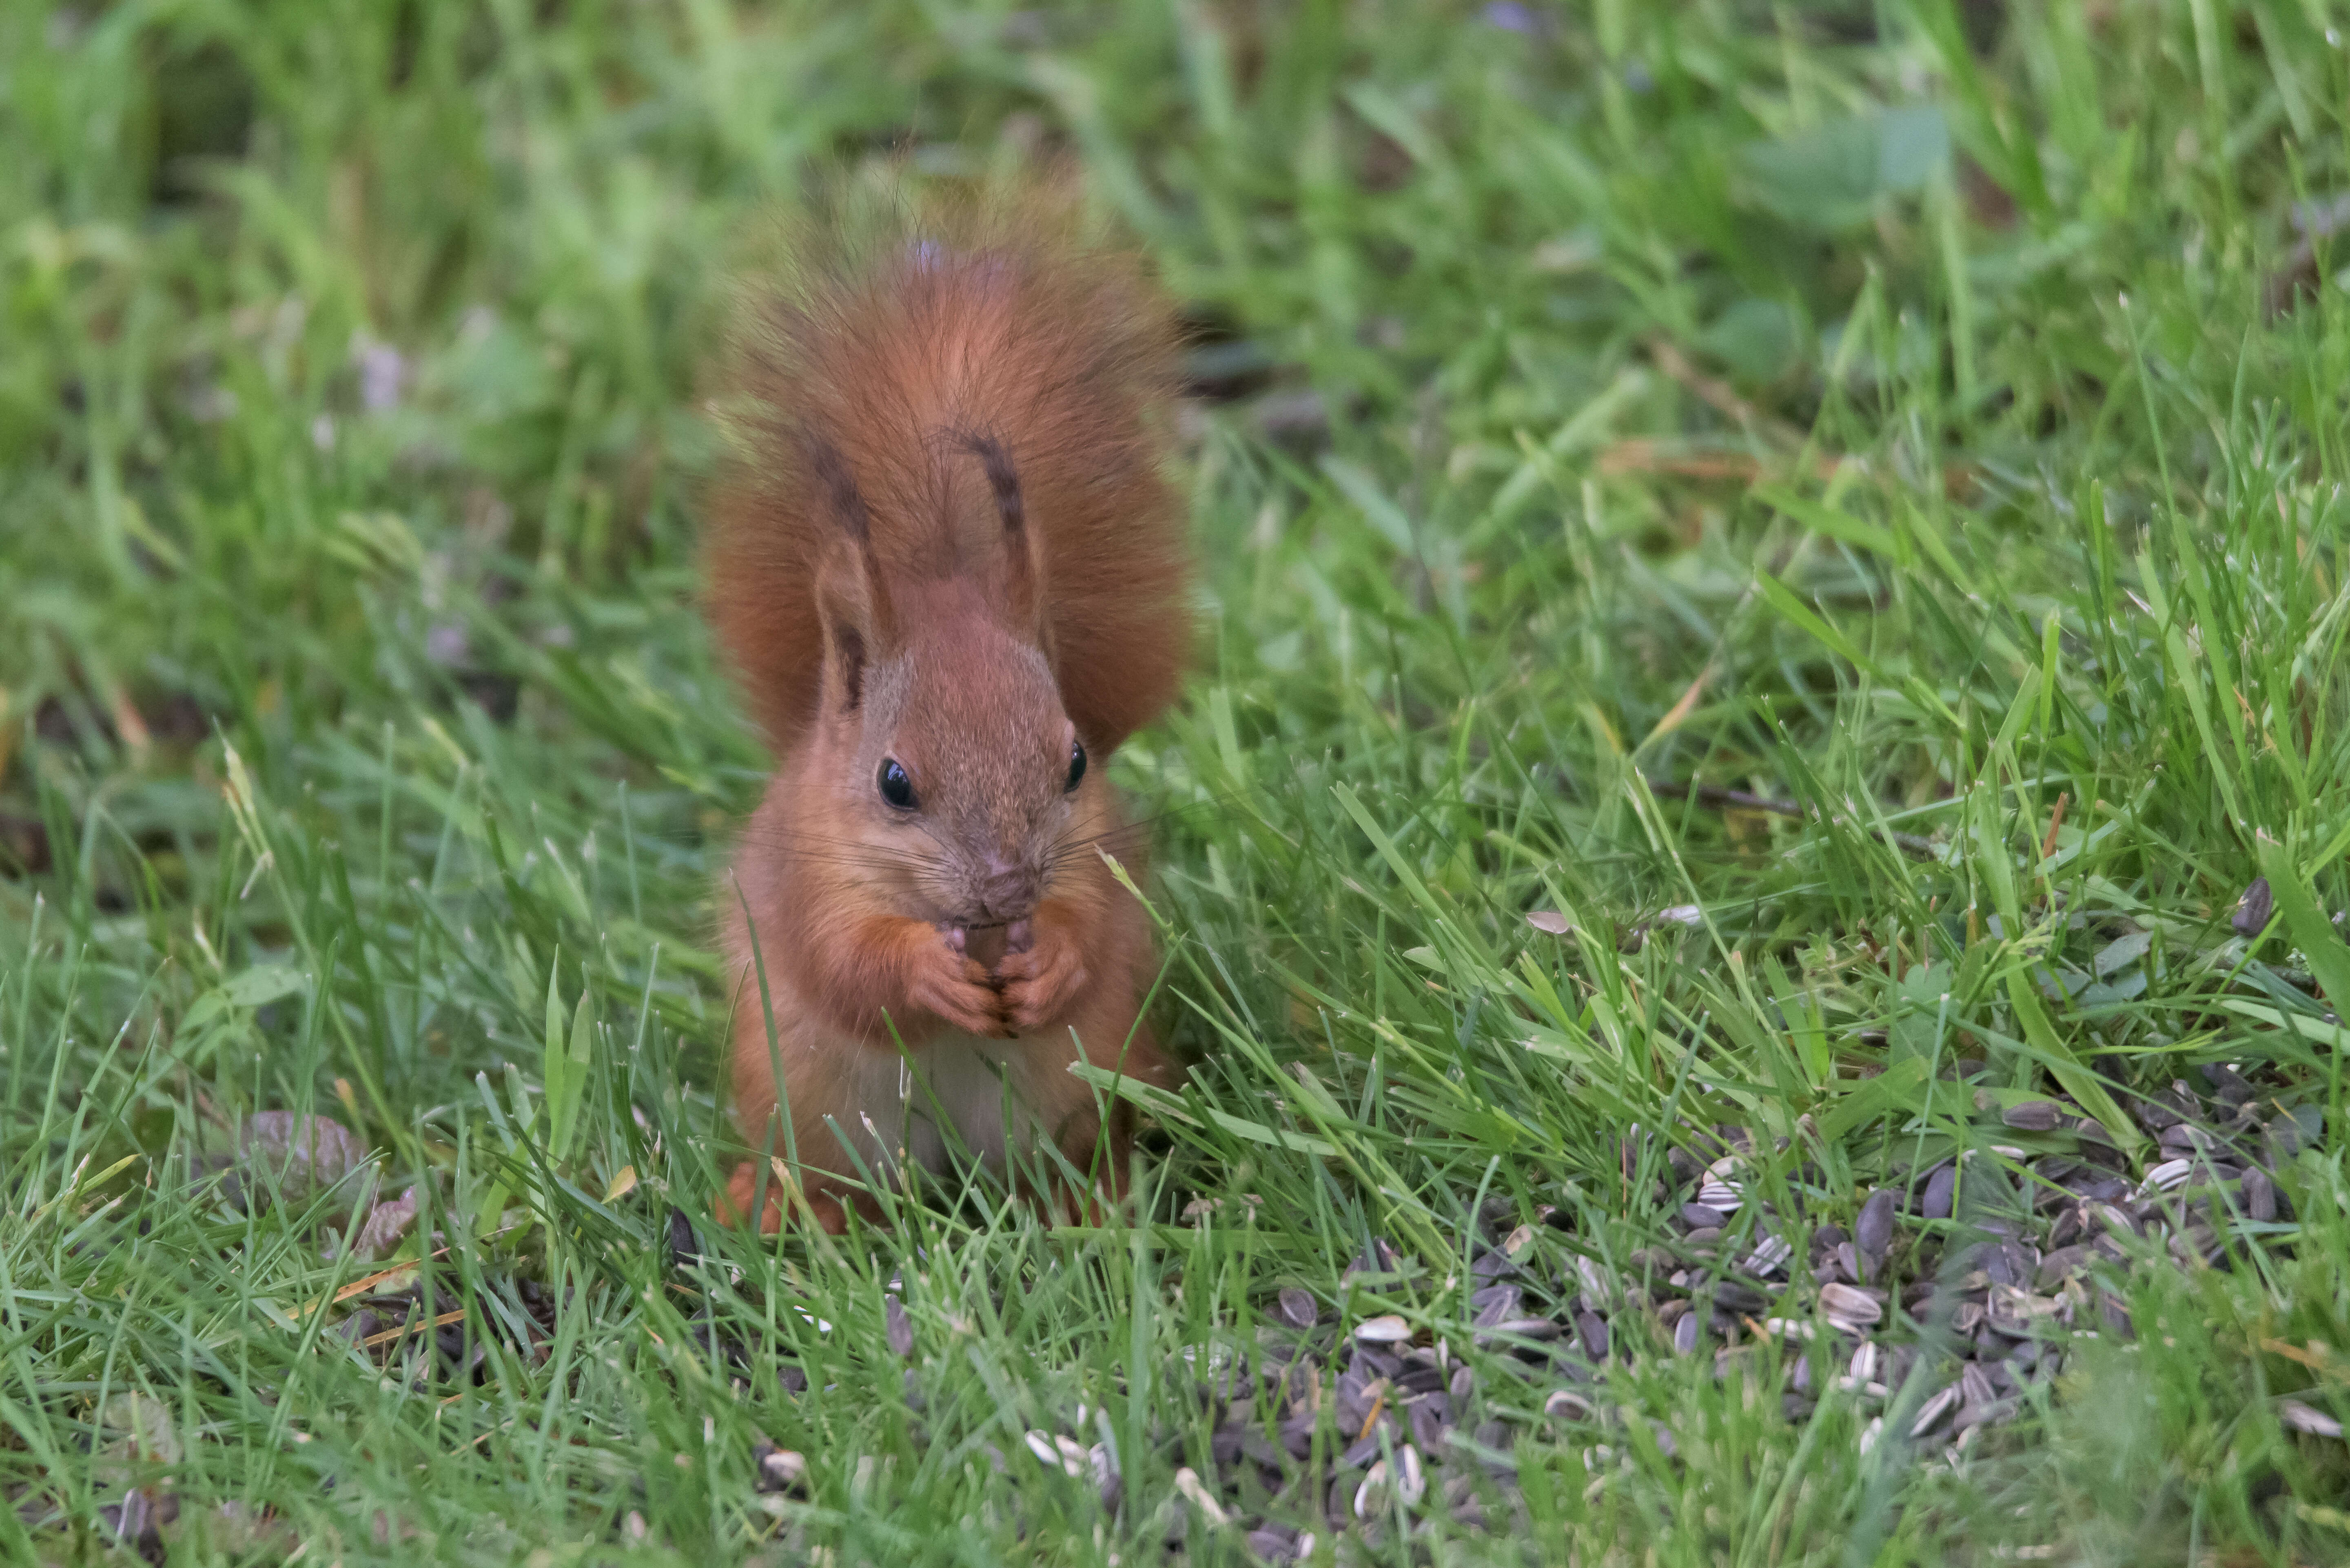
[1064,740,1086,793]
[877,758,917,810]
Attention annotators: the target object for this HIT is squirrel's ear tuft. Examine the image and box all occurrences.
[962,433,1047,647]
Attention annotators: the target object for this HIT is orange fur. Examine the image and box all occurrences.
[704,184,1188,1233]
[708,186,1189,759]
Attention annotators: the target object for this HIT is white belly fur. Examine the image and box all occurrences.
[810,1032,1056,1182]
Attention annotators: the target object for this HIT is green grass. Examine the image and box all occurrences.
[9,0,2350,1561]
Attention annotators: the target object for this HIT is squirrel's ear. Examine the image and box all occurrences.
[963,434,1048,648]
[809,442,893,713]
[814,540,890,714]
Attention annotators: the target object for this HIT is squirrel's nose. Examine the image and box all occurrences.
[978,854,1033,919]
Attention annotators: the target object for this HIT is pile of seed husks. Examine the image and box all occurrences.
[960,1064,2328,1561]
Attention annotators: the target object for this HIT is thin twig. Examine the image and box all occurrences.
[2039,792,2069,864]
[1644,778,1940,861]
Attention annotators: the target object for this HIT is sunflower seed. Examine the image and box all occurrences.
[1818,1282,1883,1332]
[1470,1284,1521,1327]
[1743,1235,1794,1277]
[2035,1246,2091,1289]
[1026,1431,1088,1478]
[2139,1158,2194,1196]
[1479,1318,1563,1347]
[1394,1444,1426,1504]
[1697,1180,1743,1213]
[1544,1389,1595,1421]
[2280,1399,2344,1438]
[1922,1164,1956,1220]
[1352,1448,1427,1518]
[1576,1311,1610,1360]
[1246,1524,1312,1563]
[2232,877,2274,936]
[1354,1314,1412,1344]
[2066,1170,2130,1202]
[2003,1101,2062,1132]
[885,1295,913,1358]
[1674,1312,1700,1355]
[1469,1248,1520,1280]
[2243,1166,2277,1223]
[1953,1396,2018,1431]
[1208,1422,1244,1466]
[1708,1280,1767,1314]
[2202,1063,2255,1107]
[1909,1384,1961,1438]
[753,1442,807,1494]
[1525,910,1572,935]
[2270,1105,2323,1163]
[1173,1466,1230,1526]
[1335,1371,1381,1431]
[1277,1286,1318,1329]
[1856,1189,1896,1267]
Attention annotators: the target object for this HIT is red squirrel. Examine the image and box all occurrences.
[703,190,1188,1233]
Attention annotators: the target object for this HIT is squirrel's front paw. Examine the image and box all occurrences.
[994,918,1089,1032]
[909,939,1011,1037]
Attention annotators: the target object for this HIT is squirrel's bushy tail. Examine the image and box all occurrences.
[705,178,1191,757]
